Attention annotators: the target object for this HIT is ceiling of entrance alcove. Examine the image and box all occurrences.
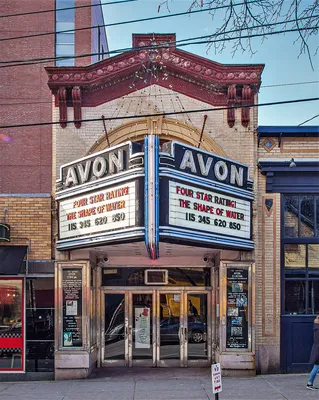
[90,241,221,260]
[86,116,226,156]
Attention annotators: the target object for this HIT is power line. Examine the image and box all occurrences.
[0,1,261,42]
[0,0,136,19]
[298,114,319,126]
[0,25,316,68]
[0,80,318,106]
[262,81,319,88]
[0,97,317,130]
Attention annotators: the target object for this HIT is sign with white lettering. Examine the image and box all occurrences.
[56,141,144,193]
[59,180,138,240]
[161,142,250,190]
[168,181,251,240]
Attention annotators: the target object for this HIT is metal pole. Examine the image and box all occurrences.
[215,393,219,400]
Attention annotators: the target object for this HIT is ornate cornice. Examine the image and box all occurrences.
[45,33,264,128]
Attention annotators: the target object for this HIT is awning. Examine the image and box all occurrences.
[0,246,28,275]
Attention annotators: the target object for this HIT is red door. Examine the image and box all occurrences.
[0,278,24,371]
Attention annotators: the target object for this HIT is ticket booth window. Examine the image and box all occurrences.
[0,278,24,371]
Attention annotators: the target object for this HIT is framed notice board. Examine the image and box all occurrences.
[220,262,253,353]
[62,268,83,347]
[226,268,249,349]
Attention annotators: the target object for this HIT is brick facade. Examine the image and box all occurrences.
[0,197,52,260]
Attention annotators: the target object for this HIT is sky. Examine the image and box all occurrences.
[102,0,319,127]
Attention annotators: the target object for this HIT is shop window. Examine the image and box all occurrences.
[284,194,319,239]
[316,197,319,236]
[25,278,54,372]
[0,279,24,371]
[282,194,319,316]
[308,244,319,277]
[284,244,306,278]
[284,195,299,237]
[300,195,315,237]
[284,280,306,314]
[308,281,319,314]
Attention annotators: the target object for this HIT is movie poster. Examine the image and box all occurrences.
[135,307,151,349]
[62,268,83,347]
[226,268,249,349]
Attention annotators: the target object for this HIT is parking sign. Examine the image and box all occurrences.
[212,363,222,395]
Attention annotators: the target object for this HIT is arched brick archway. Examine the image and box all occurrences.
[87,116,226,157]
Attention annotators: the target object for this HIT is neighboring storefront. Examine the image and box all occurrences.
[0,205,54,378]
[257,126,319,373]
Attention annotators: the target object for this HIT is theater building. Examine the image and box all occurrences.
[44,33,263,379]
[44,33,319,379]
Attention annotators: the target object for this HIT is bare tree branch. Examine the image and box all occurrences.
[159,0,319,64]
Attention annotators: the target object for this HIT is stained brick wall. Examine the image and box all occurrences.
[0,196,52,260]
[0,0,55,194]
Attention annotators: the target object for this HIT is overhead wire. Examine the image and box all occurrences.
[0,24,317,68]
[0,1,257,42]
[0,0,137,19]
[0,97,317,130]
[298,114,319,126]
[1,80,318,106]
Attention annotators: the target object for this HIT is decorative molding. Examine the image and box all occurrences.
[71,86,82,129]
[46,34,263,112]
[262,194,277,337]
[86,117,227,157]
[57,87,67,128]
[261,138,276,152]
[227,85,236,128]
[241,85,252,128]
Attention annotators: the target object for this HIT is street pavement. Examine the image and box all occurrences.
[0,368,318,400]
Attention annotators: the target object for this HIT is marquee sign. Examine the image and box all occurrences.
[56,141,143,193]
[56,138,254,253]
[159,142,254,250]
[168,181,251,240]
[56,141,145,250]
[59,180,140,241]
[161,142,250,191]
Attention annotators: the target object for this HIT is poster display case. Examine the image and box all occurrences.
[55,261,92,351]
[218,262,254,361]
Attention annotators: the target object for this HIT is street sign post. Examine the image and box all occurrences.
[212,363,222,399]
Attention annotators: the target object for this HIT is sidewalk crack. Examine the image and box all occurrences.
[261,375,288,400]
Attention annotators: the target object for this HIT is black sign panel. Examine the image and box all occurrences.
[62,268,83,347]
[163,142,249,190]
[226,268,249,349]
[58,142,144,191]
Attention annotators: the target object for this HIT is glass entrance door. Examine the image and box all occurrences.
[185,292,211,366]
[102,290,211,367]
[103,293,127,366]
[131,292,154,366]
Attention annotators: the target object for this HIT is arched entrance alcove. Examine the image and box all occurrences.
[87,116,226,157]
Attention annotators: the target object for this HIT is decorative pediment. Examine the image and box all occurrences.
[46,33,264,129]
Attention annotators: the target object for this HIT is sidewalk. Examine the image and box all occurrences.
[0,368,318,400]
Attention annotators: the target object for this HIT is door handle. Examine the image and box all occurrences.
[184,327,188,341]
[125,326,128,338]
[178,326,182,340]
